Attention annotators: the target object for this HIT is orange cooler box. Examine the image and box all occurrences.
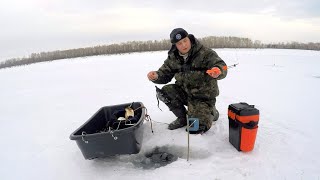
[228,102,259,152]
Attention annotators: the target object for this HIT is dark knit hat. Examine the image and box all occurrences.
[170,28,188,44]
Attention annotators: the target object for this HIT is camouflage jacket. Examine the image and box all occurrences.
[152,34,227,101]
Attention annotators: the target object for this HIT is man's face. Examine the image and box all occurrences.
[175,36,191,54]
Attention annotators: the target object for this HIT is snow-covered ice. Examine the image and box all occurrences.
[0,49,319,180]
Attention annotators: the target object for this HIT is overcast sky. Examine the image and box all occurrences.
[1,0,320,60]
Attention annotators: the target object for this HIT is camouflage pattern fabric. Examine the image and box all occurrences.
[161,84,217,130]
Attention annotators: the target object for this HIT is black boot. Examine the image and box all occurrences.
[213,109,219,122]
[168,108,187,130]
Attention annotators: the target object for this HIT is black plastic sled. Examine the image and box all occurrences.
[69,102,145,159]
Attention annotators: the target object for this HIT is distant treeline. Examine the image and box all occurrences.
[1,36,320,69]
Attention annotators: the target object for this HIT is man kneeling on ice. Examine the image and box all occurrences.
[147,28,228,134]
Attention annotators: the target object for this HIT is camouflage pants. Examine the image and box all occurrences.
[160,84,217,130]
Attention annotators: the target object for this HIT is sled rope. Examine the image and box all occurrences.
[133,105,172,133]
[81,131,89,143]
[134,106,154,134]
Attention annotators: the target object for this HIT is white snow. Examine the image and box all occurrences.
[0,49,320,180]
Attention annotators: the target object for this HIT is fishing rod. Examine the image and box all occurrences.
[227,63,239,69]
[206,63,239,74]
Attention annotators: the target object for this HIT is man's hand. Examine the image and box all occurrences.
[206,67,221,78]
[147,71,159,81]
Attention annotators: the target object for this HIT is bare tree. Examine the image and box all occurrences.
[1,36,319,69]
